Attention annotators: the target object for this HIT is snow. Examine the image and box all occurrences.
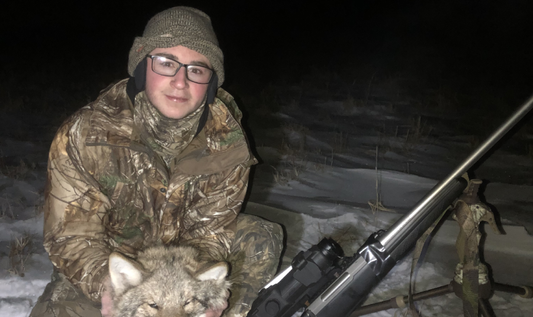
[1,87,533,317]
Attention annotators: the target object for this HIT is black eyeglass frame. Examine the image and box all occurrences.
[146,54,214,84]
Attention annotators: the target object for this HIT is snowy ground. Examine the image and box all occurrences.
[1,84,533,317]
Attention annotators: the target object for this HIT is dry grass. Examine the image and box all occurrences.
[9,234,33,277]
[312,161,326,173]
[280,123,310,156]
[0,194,18,220]
[367,200,395,213]
[342,94,365,113]
[270,157,307,186]
[367,146,396,218]
[0,158,34,179]
[401,115,433,153]
[332,131,350,154]
[271,124,313,185]
[468,135,481,150]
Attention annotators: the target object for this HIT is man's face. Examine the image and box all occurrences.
[145,45,211,119]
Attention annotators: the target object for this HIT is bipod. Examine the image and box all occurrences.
[349,179,533,317]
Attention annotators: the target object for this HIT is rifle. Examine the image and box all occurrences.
[247,94,533,317]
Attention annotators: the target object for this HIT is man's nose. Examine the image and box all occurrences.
[170,66,188,88]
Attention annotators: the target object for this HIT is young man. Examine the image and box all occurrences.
[30,6,283,317]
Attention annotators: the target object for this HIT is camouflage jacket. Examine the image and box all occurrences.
[43,79,256,302]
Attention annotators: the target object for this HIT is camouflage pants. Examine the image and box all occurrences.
[29,214,284,317]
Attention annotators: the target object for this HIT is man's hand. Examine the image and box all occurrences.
[205,290,229,317]
[101,276,114,317]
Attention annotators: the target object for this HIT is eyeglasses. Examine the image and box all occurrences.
[146,55,214,84]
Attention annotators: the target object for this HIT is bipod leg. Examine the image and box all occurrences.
[479,298,496,317]
[349,283,454,316]
[494,283,533,298]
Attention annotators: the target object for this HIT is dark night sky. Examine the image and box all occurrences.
[2,0,533,107]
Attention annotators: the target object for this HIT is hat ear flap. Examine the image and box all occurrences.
[206,73,218,105]
[133,58,147,91]
[126,58,147,104]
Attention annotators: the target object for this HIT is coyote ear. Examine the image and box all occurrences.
[109,252,145,296]
[195,262,228,281]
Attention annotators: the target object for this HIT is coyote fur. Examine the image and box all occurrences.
[109,245,231,317]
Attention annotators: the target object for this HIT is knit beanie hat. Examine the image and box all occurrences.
[128,6,224,86]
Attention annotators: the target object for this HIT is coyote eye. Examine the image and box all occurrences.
[149,303,159,309]
[192,296,208,308]
[183,299,191,306]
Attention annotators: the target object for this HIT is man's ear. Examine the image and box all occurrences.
[109,252,145,296]
[195,262,228,282]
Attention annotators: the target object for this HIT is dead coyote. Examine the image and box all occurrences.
[109,245,231,317]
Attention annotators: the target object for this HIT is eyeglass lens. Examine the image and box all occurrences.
[151,56,212,84]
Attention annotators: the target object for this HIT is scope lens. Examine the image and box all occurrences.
[318,238,344,258]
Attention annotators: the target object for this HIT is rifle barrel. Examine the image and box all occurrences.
[379,94,533,250]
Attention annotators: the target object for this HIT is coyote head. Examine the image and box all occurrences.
[109,246,230,317]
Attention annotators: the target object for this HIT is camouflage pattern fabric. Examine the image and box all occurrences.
[40,78,269,304]
[29,213,283,317]
[225,214,284,317]
[29,272,102,317]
